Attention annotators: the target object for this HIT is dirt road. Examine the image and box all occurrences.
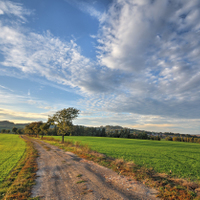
[31,139,159,200]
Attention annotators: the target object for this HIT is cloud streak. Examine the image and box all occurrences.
[64,0,103,20]
[0,108,52,122]
[0,0,31,21]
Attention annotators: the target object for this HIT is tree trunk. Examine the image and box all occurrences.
[42,134,43,139]
[62,135,64,143]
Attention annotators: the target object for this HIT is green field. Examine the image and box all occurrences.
[52,136,200,181]
[0,134,26,183]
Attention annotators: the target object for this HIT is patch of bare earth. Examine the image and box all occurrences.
[31,139,159,200]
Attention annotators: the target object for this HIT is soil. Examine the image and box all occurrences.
[31,139,159,200]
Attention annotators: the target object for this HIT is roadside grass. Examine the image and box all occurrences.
[0,134,26,184]
[52,136,200,181]
[40,136,200,200]
[0,135,38,200]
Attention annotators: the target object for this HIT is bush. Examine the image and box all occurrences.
[165,136,172,141]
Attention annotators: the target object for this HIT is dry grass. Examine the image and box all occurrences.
[124,161,136,172]
[112,158,126,168]
[91,152,106,159]
[64,139,74,146]
[182,181,199,190]
[74,140,81,147]
[42,136,60,142]
[80,143,90,153]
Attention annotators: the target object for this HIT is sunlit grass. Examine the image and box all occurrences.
[0,135,38,199]
[51,136,200,181]
[0,134,26,183]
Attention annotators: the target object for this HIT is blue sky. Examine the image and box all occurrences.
[0,0,200,134]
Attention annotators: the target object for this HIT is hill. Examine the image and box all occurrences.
[0,120,29,131]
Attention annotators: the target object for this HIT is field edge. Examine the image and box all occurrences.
[0,136,38,200]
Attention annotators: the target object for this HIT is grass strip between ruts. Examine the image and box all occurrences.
[39,136,200,200]
[0,136,38,200]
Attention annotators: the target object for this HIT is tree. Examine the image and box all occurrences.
[32,121,43,137]
[12,127,18,134]
[6,129,10,133]
[165,136,172,141]
[1,129,6,133]
[173,137,181,142]
[48,108,80,143]
[119,129,125,138]
[39,122,50,139]
[16,129,23,135]
[138,132,148,139]
[24,123,34,136]
[24,122,42,137]
[101,128,106,137]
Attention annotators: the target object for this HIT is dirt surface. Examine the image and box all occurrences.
[31,139,159,200]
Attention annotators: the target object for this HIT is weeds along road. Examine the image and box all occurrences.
[30,138,159,200]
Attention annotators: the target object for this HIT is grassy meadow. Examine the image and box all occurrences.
[52,136,200,181]
[0,134,26,183]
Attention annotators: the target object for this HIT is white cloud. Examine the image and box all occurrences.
[78,1,102,20]
[92,0,200,118]
[0,0,31,21]
[64,0,102,20]
[96,0,200,94]
[0,108,52,122]
[0,23,98,93]
[0,17,121,96]
[0,89,27,105]
[0,84,13,92]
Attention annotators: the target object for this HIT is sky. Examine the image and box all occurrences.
[0,0,200,135]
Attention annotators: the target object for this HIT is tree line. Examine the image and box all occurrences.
[165,136,200,144]
[1,107,160,141]
[1,107,199,144]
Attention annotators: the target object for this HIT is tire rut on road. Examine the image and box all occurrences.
[31,139,159,200]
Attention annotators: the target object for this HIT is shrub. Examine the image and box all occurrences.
[165,136,172,141]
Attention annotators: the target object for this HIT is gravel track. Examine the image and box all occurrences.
[31,139,159,200]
